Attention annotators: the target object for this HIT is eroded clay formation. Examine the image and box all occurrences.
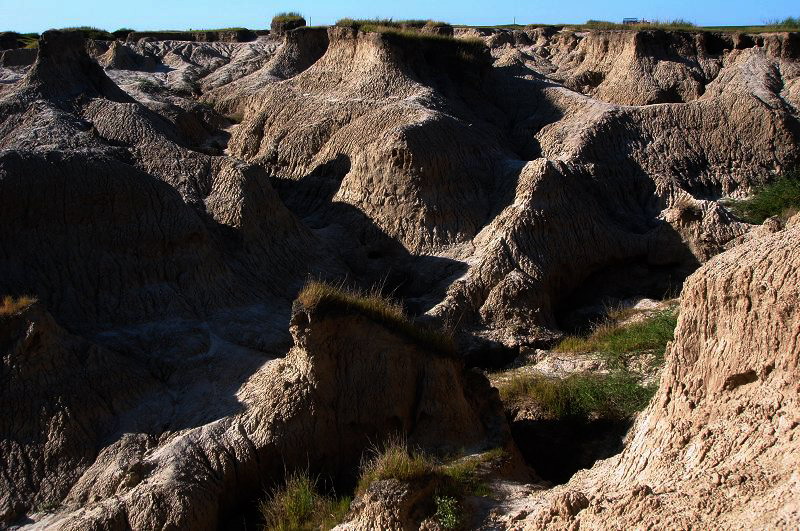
[0,23,798,529]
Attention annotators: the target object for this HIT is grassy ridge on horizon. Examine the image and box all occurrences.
[5,14,799,39]
[455,15,800,33]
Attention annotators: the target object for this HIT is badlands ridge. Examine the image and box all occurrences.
[0,21,798,529]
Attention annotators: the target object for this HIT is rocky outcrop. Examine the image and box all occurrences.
[98,41,156,71]
[0,30,335,329]
[0,304,161,524]
[489,220,800,529]
[213,25,798,346]
[0,48,36,67]
[1,23,800,529]
[4,298,511,529]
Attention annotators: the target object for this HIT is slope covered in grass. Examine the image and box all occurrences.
[728,170,800,224]
[556,307,678,368]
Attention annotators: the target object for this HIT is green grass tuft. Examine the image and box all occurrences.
[259,472,351,531]
[297,281,456,357]
[555,307,678,369]
[763,16,800,30]
[728,170,800,224]
[498,371,656,420]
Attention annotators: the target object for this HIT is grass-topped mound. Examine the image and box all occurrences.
[356,439,507,528]
[272,12,306,34]
[296,281,456,357]
[336,18,447,33]
[57,26,115,40]
[727,169,800,224]
[334,18,487,71]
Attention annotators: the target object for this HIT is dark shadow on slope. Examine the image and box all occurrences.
[510,416,632,485]
[554,258,692,335]
[270,154,470,316]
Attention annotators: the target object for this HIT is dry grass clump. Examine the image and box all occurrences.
[297,281,456,357]
[356,439,437,496]
[498,371,655,420]
[356,438,504,496]
[354,440,504,527]
[0,295,37,316]
[259,472,350,531]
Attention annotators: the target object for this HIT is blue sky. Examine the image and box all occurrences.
[1,0,797,33]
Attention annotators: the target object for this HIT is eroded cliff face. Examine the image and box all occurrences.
[0,23,798,529]
[485,218,800,529]
[1,297,511,528]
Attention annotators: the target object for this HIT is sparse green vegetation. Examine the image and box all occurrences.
[555,307,678,369]
[273,12,305,23]
[498,371,655,419]
[434,495,462,529]
[440,449,504,497]
[335,18,441,32]
[20,33,39,48]
[297,281,456,357]
[0,295,37,316]
[259,472,351,531]
[728,170,800,224]
[136,78,163,94]
[496,306,678,421]
[763,16,800,30]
